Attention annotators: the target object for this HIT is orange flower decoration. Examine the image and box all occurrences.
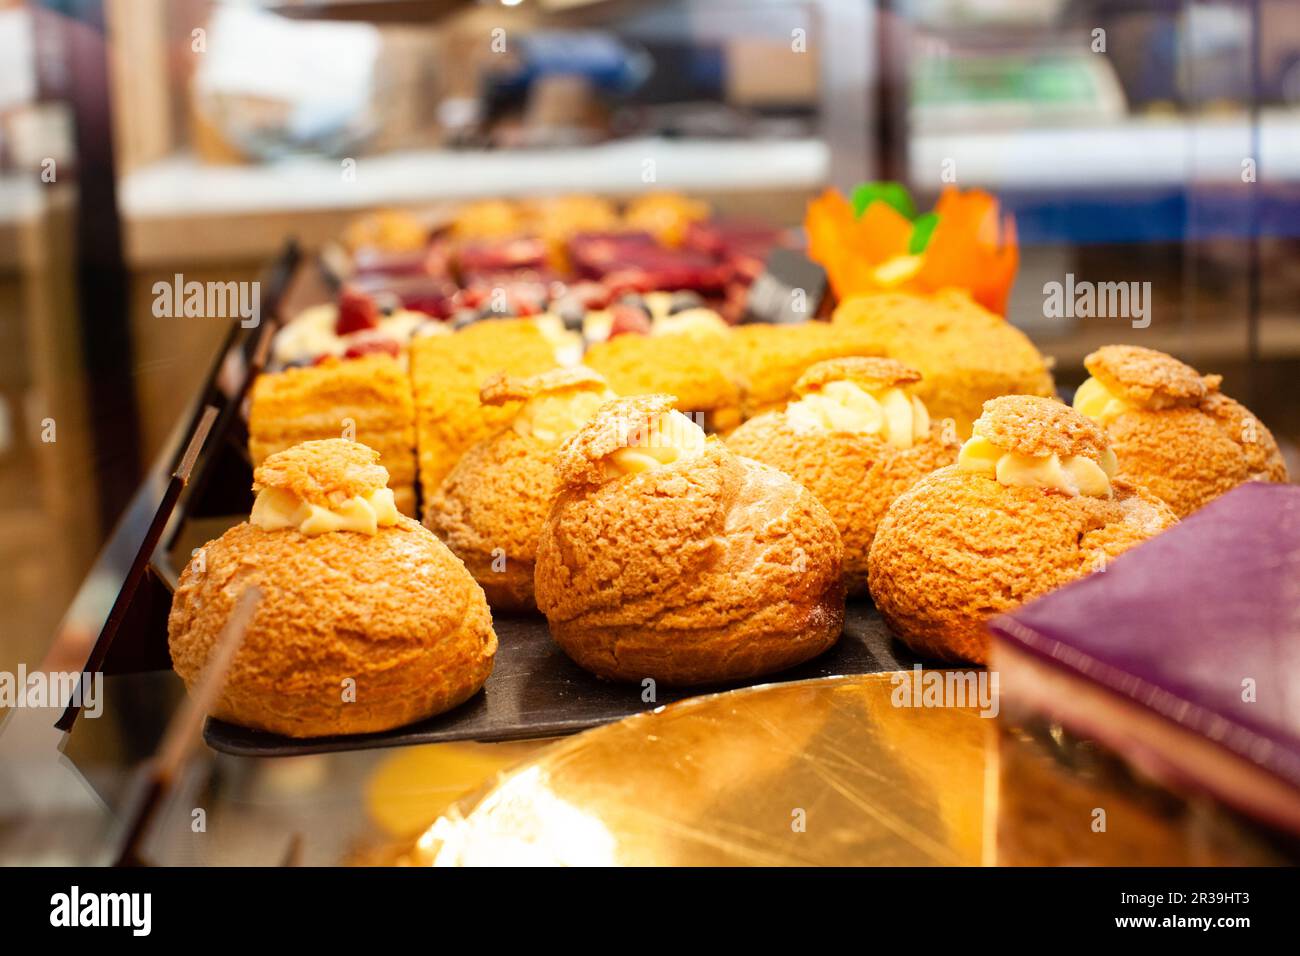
[805,185,1018,315]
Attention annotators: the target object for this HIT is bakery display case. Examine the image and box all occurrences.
[1,0,1297,890]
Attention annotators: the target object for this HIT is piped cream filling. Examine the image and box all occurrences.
[513,387,614,444]
[957,435,1117,498]
[250,486,399,535]
[785,380,931,449]
[1073,376,1135,424]
[604,410,707,476]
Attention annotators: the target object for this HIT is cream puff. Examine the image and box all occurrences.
[426,367,615,612]
[1073,345,1287,517]
[534,395,845,684]
[168,439,497,738]
[832,289,1056,436]
[727,357,959,594]
[868,396,1177,664]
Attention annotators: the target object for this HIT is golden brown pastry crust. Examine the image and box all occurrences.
[426,431,552,612]
[975,395,1109,462]
[584,333,742,429]
[723,322,884,420]
[727,415,958,595]
[1101,390,1287,518]
[167,517,497,737]
[1079,347,1288,517]
[1084,344,1206,409]
[552,394,678,488]
[409,319,557,491]
[426,367,614,612]
[832,289,1056,436]
[793,355,921,393]
[253,438,389,507]
[248,355,417,513]
[867,467,1177,664]
[479,366,606,405]
[535,438,845,685]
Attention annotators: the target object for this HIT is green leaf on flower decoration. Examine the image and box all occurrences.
[850,182,917,221]
[908,212,940,254]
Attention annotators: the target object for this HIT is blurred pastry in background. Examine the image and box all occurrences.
[168,440,496,738]
[450,198,529,240]
[1074,345,1288,517]
[249,355,418,516]
[528,195,622,270]
[623,192,711,247]
[727,357,959,594]
[426,367,615,612]
[342,208,430,253]
[535,395,844,684]
[724,321,883,421]
[410,318,558,492]
[832,289,1055,437]
[868,396,1177,664]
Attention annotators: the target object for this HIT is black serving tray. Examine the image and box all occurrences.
[202,599,919,757]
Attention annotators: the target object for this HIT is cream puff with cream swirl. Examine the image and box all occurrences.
[727,357,959,594]
[249,438,401,534]
[1072,345,1287,517]
[536,394,845,685]
[868,395,1177,664]
[168,438,497,738]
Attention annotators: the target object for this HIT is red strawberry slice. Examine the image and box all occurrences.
[343,335,401,359]
[608,303,651,338]
[335,285,380,335]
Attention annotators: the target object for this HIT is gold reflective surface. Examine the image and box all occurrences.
[398,674,990,866]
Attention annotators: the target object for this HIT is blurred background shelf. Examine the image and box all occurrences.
[914,109,1300,189]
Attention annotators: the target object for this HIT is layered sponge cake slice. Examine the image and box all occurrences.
[409,318,559,507]
[248,355,418,516]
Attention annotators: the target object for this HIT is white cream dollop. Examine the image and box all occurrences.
[957,435,1117,498]
[785,380,931,449]
[605,410,707,476]
[250,486,399,535]
[1073,376,1135,424]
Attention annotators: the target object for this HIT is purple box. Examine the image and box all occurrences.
[989,483,1299,864]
